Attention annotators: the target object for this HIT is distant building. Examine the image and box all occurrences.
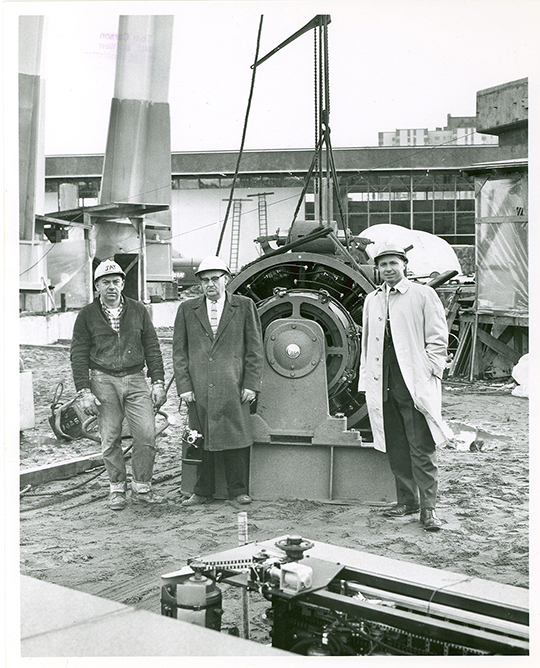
[378,114,498,147]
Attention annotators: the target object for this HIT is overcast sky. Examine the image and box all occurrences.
[9,0,540,156]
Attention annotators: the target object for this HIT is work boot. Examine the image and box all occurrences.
[383,503,419,517]
[132,489,166,505]
[108,491,127,511]
[420,508,443,531]
[181,493,211,507]
[235,494,252,505]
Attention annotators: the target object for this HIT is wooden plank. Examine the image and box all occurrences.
[469,313,480,381]
[445,288,462,330]
[476,328,522,364]
[460,313,529,327]
[448,321,472,377]
[20,454,104,487]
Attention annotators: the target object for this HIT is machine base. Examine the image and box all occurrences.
[181,441,395,503]
[249,442,395,502]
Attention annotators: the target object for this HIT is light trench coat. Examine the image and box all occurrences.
[359,278,451,452]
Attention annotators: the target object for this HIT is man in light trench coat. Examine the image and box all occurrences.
[173,256,264,506]
[359,243,451,531]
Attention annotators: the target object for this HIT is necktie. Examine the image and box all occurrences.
[385,287,394,340]
[210,300,218,336]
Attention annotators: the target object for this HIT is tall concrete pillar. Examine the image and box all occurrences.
[19,16,50,312]
[19,15,45,242]
[99,15,174,297]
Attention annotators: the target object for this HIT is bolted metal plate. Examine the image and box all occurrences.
[265,319,323,378]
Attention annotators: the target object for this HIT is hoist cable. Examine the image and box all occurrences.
[216,15,264,257]
[325,128,348,240]
[313,28,319,199]
[290,134,326,228]
[318,21,324,220]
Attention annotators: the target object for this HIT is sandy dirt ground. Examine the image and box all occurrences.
[19,338,529,646]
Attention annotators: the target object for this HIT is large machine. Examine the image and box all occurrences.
[161,536,529,656]
[233,224,392,501]
[180,222,398,502]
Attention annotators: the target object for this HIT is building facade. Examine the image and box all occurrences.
[378,114,499,147]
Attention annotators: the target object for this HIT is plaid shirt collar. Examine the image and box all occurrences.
[100,296,125,333]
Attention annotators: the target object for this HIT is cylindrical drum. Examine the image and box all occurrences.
[173,574,222,631]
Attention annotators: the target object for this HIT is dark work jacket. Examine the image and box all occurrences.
[70,296,164,391]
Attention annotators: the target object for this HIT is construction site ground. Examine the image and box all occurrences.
[18,336,529,646]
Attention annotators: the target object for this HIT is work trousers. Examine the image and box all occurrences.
[383,342,438,509]
[91,370,156,492]
[194,447,250,498]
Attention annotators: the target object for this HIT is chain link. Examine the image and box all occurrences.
[313,28,319,197]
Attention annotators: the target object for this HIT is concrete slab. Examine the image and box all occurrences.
[21,576,126,639]
[149,299,179,327]
[20,453,104,487]
[19,311,78,345]
[20,576,289,656]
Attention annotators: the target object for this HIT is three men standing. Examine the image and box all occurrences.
[173,256,263,506]
[71,260,166,510]
[71,248,446,520]
[359,244,449,531]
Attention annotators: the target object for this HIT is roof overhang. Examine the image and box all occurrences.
[462,158,528,175]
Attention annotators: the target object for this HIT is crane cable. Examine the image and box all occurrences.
[216,15,265,257]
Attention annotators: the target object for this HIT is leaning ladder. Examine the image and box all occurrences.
[257,195,268,237]
[229,200,243,273]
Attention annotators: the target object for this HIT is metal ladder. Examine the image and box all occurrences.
[228,200,244,273]
[247,191,274,238]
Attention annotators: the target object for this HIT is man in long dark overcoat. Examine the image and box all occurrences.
[173,256,263,506]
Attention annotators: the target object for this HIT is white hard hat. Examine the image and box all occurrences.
[373,243,409,263]
[94,260,126,282]
[195,256,230,276]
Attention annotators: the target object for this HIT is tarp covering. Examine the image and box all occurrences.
[477,174,526,218]
[476,219,528,315]
[361,224,462,278]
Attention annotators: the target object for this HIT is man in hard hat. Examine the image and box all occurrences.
[70,260,167,510]
[173,256,263,506]
[359,243,450,531]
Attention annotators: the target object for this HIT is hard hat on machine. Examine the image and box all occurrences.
[195,256,230,276]
[94,260,126,281]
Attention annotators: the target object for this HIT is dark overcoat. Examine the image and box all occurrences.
[173,292,263,451]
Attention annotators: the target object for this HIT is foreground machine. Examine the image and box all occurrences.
[161,536,529,656]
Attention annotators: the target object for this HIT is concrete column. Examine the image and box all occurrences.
[99,15,174,286]
[19,15,50,311]
[19,15,45,241]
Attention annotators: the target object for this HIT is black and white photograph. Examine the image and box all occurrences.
[5,0,537,663]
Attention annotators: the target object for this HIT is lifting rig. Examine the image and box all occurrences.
[183,15,462,502]
[251,15,343,229]
[184,16,394,502]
